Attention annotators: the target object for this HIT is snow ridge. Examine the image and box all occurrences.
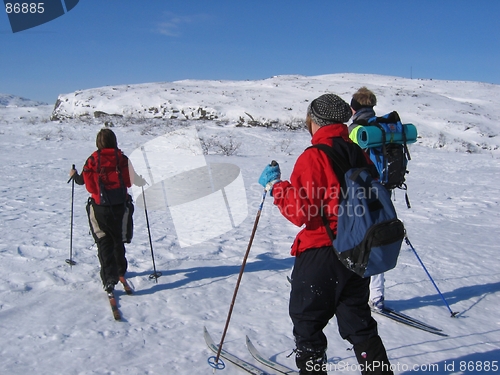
[49,73,500,154]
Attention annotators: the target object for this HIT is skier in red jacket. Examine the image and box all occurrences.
[69,128,145,293]
[259,94,393,375]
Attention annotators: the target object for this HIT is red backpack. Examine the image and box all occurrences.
[83,148,131,205]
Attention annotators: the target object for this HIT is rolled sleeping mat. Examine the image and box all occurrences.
[356,123,418,148]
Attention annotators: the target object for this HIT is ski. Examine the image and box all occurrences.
[107,291,121,321]
[373,307,447,336]
[204,327,271,375]
[119,276,133,295]
[246,336,299,375]
[381,307,442,331]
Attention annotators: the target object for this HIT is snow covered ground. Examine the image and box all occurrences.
[0,74,499,374]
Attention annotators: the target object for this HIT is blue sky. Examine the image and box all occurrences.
[1,0,499,104]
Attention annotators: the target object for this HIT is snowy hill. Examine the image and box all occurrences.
[1,74,499,375]
[0,93,47,107]
[50,73,500,155]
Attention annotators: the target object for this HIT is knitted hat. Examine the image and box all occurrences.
[308,94,352,126]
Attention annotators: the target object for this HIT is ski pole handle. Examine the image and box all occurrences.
[67,164,76,183]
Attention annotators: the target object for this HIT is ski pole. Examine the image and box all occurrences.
[141,185,162,282]
[209,161,276,371]
[66,164,77,266]
[405,237,458,317]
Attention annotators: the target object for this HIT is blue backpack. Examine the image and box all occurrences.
[358,112,413,207]
[312,143,405,278]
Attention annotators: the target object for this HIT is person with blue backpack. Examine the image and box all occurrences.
[259,94,394,375]
[349,87,387,312]
[349,87,415,197]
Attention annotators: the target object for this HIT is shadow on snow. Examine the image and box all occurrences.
[127,252,294,295]
[387,281,500,315]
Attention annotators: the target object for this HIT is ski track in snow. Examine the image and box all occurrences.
[1,75,500,374]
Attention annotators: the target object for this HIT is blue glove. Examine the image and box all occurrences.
[258,161,281,193]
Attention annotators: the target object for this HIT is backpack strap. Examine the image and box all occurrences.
[321,206,337,244]
[402,124,412,162]
[97,149,102,184]
[401,183,411,208]
[310,143,351,193]
[309,142,353,250]
[373,122,389,182]
[114,148,126,197]
[96,150,110,208]
[399,123,412,208]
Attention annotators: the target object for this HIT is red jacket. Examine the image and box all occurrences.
[272,124,353,256]
[82,148,132,204]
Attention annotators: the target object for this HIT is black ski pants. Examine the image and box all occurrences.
[289,246,393,374]
[86,199,128,287]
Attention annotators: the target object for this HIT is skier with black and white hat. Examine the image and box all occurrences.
[258,93,393,375]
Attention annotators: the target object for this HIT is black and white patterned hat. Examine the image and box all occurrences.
[308,93,352,126]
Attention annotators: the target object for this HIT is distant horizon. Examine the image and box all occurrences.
[3,71,500,107]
